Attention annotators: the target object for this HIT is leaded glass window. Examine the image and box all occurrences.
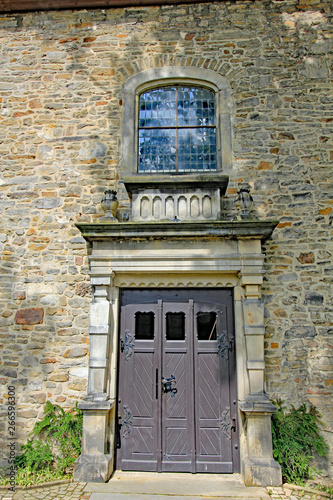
[138,86,217,173]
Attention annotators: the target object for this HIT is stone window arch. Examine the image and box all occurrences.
[122,67,232,174]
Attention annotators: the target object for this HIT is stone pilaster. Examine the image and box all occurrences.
[73,276,114,482]
[87,277,112,398]
[239,278,282,486]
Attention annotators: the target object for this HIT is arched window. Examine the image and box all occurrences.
[122,67,232,174]
[138,85,216,173]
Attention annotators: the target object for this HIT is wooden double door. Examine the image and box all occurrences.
[117,289,239,473]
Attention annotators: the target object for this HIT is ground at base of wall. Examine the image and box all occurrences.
[0,482,332,500]
[268,484,332,500]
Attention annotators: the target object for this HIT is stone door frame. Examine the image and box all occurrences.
[73,220,282,486]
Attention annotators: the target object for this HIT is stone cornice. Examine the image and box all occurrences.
[76,220,279,243]
[124,174,229,198]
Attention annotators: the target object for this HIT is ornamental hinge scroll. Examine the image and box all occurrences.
[220,406,237,441]
[120,406,133,439]
[120,330,135,360]
[218,330,229,360]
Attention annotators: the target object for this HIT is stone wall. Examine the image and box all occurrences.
[0,0,332,473]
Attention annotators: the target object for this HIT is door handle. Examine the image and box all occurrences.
[156,369,158,399]
[162,374,177,396]
[116,414,122,448]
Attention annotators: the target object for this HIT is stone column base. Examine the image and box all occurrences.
[240,394,282,487]
[73,398,114,483]
[74,453,113,483]
[242,456,282,487]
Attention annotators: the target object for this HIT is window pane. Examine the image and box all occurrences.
[178,87,215,127]
[139,87,177,128]
[197,312,217,340]
[138,128,177,172]
[166,312,185,340]
[138,85,216,173]
[135,312,155,340]
[178,128,216,172]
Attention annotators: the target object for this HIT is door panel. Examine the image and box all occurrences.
[118,303,159,471]
[117,289,239,473]
[193,302,234,472]
[161,302,194,471]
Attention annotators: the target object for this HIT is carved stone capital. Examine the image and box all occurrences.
[239,393,278,415]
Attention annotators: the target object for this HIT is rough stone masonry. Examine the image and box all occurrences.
[0,0,332,475]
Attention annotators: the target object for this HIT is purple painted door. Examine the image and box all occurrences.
[117,290,239,473]
[161,301,195,471]
[117,302,160,471]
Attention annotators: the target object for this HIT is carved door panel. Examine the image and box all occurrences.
[117,290,239,473]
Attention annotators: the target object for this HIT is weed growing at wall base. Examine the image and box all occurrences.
[271,399,328,485]
[0,402,82,487]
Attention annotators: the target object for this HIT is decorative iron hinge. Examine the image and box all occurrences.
[120,406,133,439]
[220,406,237,441]
[218,330,229,360]
[120,330,135,360]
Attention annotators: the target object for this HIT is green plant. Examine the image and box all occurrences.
[316,484,333,496]
[15,439,54,471]
[0,467,67,488]
[271,399,328,484]
[7,401,83,486]
[29,401,83,474]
